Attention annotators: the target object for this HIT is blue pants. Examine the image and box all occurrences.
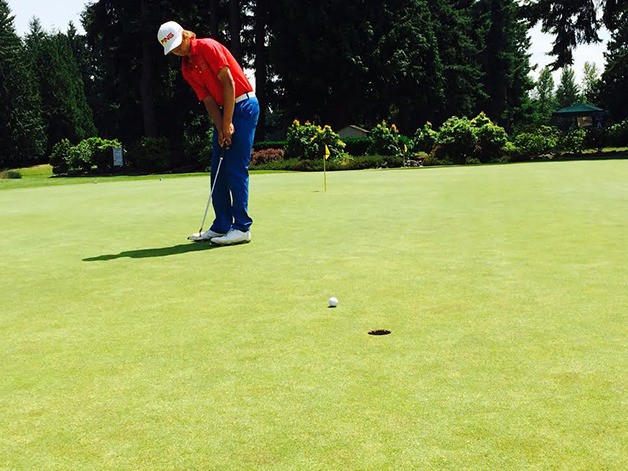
[209,97,259,233]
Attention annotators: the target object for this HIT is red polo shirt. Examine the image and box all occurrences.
[181,38,253,107]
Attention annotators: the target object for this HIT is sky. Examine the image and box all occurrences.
[528,23,611,84]
[7,0,610,86]
[7,0,88,35]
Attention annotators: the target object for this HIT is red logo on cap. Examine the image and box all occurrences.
[161,32,174,45]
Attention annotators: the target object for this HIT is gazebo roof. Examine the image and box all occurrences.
[554,103,605,115]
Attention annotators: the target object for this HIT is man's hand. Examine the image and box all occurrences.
[220,122,235,148]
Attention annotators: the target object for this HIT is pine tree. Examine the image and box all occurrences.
[267,0,444,132]
[253,0,268,140]
[555,67,581,108]
[428,1,486,121]
[0,0,46,168]
[522,0,627,68]
[475,0,534,126]
[531,66,557,124]
[25,21,97,152]
[598,9,628,120]
[581,62,600,105]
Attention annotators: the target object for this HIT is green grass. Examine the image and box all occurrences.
[1,161,626,469]
[0,165,203,191]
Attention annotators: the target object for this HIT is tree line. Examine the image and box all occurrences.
[0,0,626,170]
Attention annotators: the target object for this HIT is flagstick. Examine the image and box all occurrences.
[323,154,327,191]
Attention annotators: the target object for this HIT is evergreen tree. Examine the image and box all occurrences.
[26,20,97,152]
[253,0,268,139]
[555,67,581,108]
[581,61,600,104]
[598,9,628,120]
[522,0,627,68]
[475,0,534,126]
[229,0,243,63]
[267,0,444,132]
[82,0,212,146]
[369,0,444,131]
[531,66,557,124]
[0,0,46,168]
[428,1,486,121]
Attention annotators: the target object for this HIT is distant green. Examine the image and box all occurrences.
[1,161,626,469]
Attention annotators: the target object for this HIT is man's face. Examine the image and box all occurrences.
[171,38,190,57]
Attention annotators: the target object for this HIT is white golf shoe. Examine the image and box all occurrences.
[210,229,251,245]
[187,229,225,242]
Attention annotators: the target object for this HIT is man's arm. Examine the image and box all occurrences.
[202,94,223,135]
[217,66,236,147]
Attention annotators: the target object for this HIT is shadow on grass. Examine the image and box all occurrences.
[83,242,221,261]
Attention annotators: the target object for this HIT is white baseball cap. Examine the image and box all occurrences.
[157,21,183,55]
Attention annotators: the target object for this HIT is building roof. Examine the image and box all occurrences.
[339,124,369,133]
[554,103,605,115]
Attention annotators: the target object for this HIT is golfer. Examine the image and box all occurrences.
[158,21,259,245]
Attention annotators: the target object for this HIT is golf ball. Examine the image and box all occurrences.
[328,297,338,308]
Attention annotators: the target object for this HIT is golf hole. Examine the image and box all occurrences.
[368,329,391,336]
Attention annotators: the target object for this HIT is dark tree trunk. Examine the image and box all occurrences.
[254,0,267,140]
[229,0,242,63]
[209,0,220,39]
[140,0,157,137]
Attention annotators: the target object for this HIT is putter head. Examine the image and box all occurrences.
[187,232,203,241]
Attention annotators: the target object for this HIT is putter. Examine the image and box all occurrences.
[188,146,227,241]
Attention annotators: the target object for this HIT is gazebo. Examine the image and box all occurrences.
[552,103,607,130]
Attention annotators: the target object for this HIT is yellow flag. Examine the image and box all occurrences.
[324,144,331,160]
[404,143,408,154]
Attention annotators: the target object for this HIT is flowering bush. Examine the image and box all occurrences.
[412,122,438,153]
[285,120,346,160]
[368,121,402,156]
[251,148,285,166]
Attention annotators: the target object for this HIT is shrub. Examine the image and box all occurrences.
[49,137,124,175]
[436,116,477,164]
[426,145,451,166]
[499,141,518,163]
[182,123,213,170]
[83,137,123,173]
[559,128,586,153]
[348,154,405,169]
[343,137,370,156]
[471,113,509,163]
[251,148,285,166]
[0,170,22,179]
[607,119,628,147]
[584,128,607,151]
[368,121,402,156]
[292,159,324,171]
[128,137,171,173]
[49,139,72,175]
[248,153,410,171]
[251,158,299,171]
[253,141,287,151]
[412,122,438,153]
[66,140,94,174]
[285,120,346,160]
[512,126,561,159]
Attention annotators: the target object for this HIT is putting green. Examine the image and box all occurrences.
[1,161,626,469]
